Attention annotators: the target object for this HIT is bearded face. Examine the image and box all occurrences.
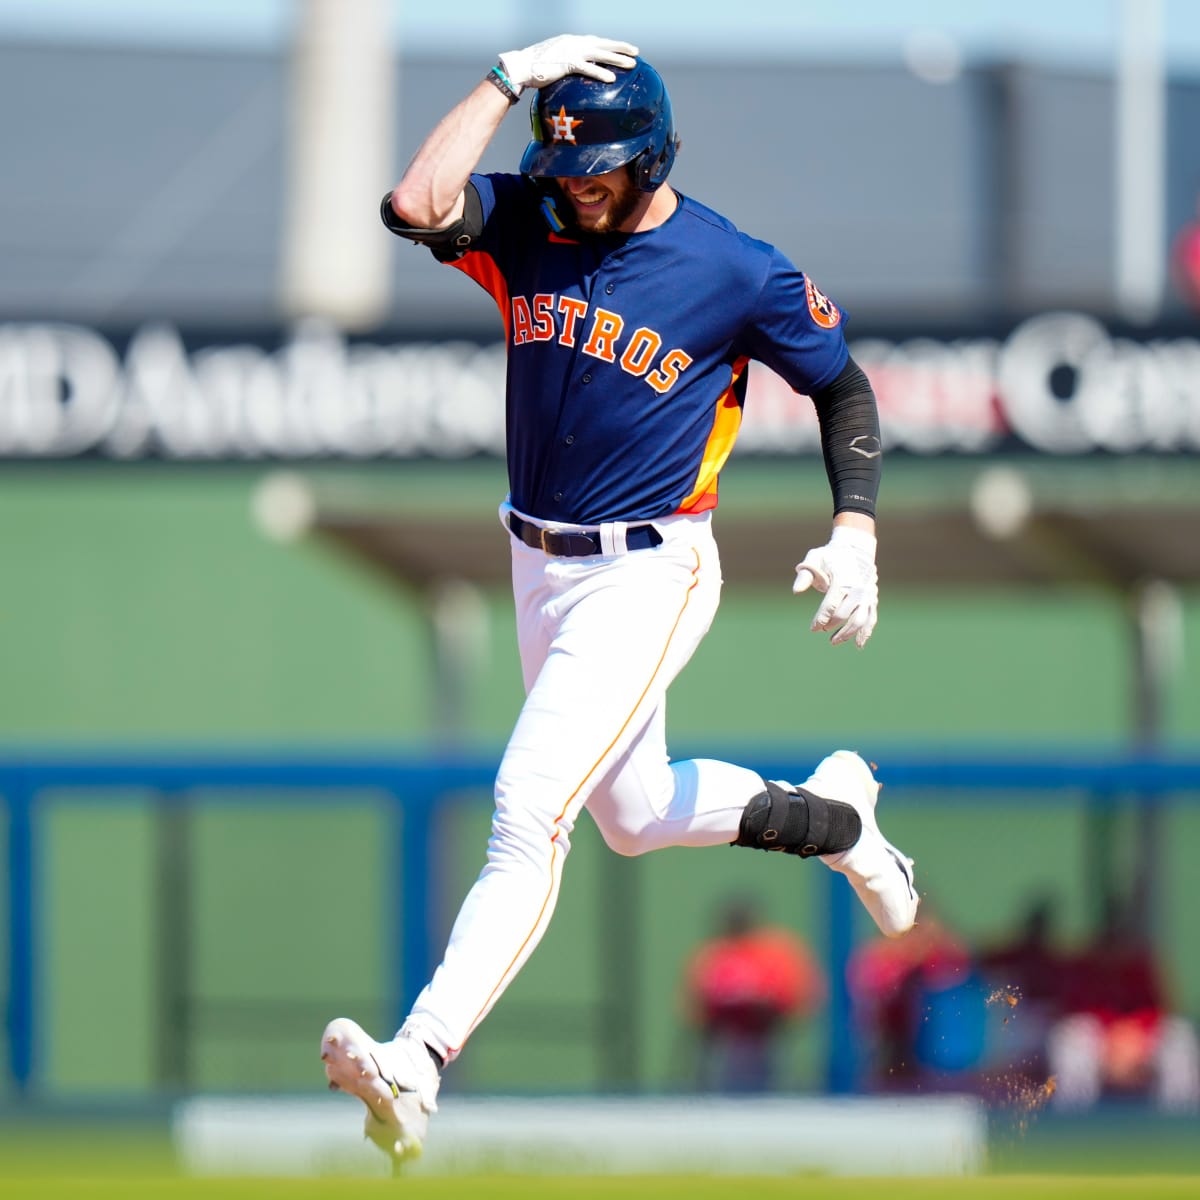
[554,165,643,234]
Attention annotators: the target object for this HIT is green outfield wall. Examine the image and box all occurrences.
[1,464,1197,1101]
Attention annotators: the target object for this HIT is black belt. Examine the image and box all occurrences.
[507,513,663,557]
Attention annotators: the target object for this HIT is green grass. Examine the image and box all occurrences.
[0,1128,1195,1195]
[1,1114,1199,1198]
[3,1175,1200,1200]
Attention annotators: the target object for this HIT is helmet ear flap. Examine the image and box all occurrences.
[633,133,678,192]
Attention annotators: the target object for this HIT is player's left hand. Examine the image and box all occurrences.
[793,525,879,648]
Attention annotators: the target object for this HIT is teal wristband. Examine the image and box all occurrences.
[487,64,520,105]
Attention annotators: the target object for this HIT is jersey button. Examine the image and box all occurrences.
[553,491,563,502]
[581,372,592,384]
[605,283,615,294]
[564,434,575,445]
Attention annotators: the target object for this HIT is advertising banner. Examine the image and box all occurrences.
[1,313,1197,460]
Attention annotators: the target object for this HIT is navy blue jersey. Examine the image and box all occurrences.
[445,172,849,525]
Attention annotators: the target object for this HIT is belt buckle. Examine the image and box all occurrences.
[538,526,553,554]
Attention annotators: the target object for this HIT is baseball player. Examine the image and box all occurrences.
[322,34,919,1164]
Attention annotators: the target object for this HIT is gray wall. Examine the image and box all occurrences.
[1,38,1198,333]
[0,41,286,325]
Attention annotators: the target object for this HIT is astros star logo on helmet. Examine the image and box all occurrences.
[549,106,582,144]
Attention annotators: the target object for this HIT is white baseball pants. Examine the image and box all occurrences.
[403,507,766,1062]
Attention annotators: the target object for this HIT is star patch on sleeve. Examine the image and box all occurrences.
[804,276,841,329]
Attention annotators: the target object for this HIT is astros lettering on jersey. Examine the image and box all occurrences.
[445,172,850,526]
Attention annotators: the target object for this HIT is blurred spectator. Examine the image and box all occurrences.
[848,903,987,1089]
[1170,195,1200,313]
[978,893,1070,1080]
[683,897,826,1093]
[1047,894,1200,1114]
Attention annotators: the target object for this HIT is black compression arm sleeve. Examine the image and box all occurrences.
[809,355,882,518]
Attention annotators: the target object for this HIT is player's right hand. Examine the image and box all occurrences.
[498,35,639,93]
[793,525,879,649]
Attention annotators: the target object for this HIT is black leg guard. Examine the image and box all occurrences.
[732,781,862,858]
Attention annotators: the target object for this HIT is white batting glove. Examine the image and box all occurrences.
[793,525,879,648]
[498,35,639,94]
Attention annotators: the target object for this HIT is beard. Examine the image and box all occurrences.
[561,169,642,234]
[588,181,641,233]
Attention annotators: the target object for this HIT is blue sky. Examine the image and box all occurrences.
[1,0,1200,72]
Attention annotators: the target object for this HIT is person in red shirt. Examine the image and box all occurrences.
[1170,197,1200,313]
[684,898,826,1092]
[848,903,980,1088]
[1047,895,1200,1113]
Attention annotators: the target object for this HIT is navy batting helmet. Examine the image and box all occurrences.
[519,59,677,192]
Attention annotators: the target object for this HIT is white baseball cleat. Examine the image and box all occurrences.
[803,750,919,937]
[321,1017,440,1164]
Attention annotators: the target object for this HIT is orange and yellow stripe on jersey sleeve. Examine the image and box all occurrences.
[451,251,512,344]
